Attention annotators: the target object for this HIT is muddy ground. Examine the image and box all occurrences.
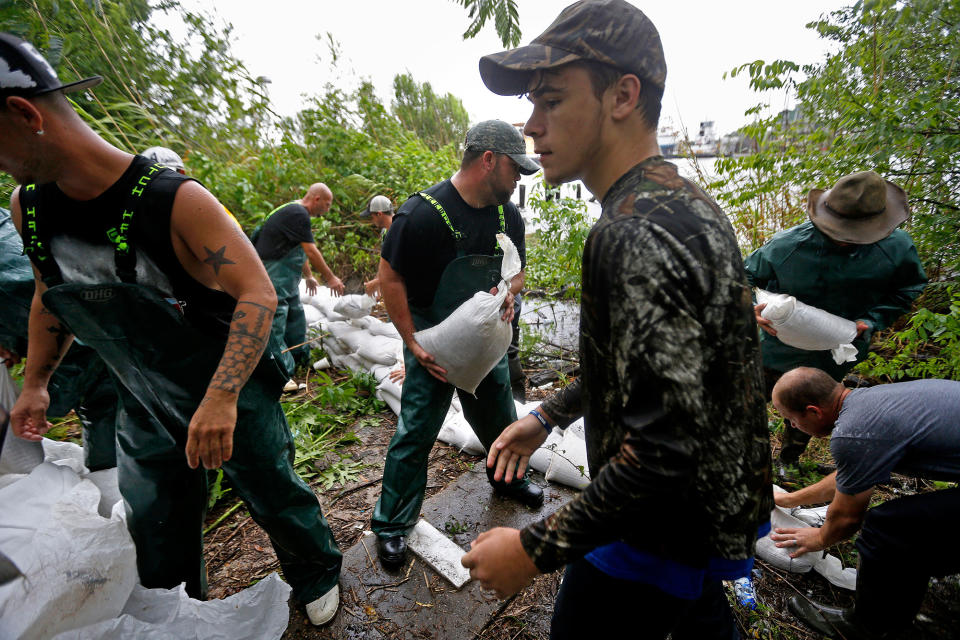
[200,372,960,640]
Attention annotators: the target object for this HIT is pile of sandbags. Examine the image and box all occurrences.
[0,368,292,639]
[297,284,592,491]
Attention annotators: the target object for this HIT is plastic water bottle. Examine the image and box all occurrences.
[733,576,757,610]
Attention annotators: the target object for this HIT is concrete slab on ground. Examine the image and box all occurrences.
[323,468,576,639]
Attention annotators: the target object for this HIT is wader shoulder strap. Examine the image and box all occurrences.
[19,162,181,287]
[18,183,63,288]
[250,200,300,245]
[417,191,462,242]
[113,162,170,283]
[415,193,508,253]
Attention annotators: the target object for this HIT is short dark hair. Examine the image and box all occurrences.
[576,60,663,131]
[460,148,485,170]
[774,367,838,414]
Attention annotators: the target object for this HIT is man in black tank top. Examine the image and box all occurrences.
[0,34,342,625]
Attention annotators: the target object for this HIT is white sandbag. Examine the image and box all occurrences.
[303,304,323,326]
[813,553,857,591]
[437,412,484,455]
[790,504,829,527]
[566,418,585,440]
[528,428,563,474]
[545,428,590,489]
[756,289,858,364]
[356,334,402,366]
[52,572,291,640]
[376,387,402,415]
[364,317,401,340]
[754,503,820,573]
[414,233,521,395]
[321,337,346,357]
[333,294,376,319]
[369,364,393,382]
[0,464,138,640]
[326,321,367,352]
[378,375,403,406]
[331,353,365,373]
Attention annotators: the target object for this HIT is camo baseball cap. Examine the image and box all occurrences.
[465,119,540,175]
[479,0,666,97]
[0,33,102,98]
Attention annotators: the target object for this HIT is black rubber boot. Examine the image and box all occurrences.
[486,466,544,508]
[789,559,922,640]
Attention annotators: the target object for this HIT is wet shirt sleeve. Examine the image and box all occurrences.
[540,379,583,428]
[520,218,705,573]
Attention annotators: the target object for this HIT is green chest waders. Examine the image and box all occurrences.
[26,176,341,604]
[263,244,307,374]
[372,195,525,537]
[5,202,117,470]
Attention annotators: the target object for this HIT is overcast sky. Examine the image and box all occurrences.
[174,0,847,137]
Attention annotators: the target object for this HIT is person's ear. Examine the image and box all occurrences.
[609,74,641,122]
[4,95,45,133]
[481,150,497,171]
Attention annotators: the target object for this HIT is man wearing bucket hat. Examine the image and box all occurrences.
[371,119,543,570]
[461,2,772,637]
[360,194,394,298]
[745,171,927,465]
[0,33,342,625]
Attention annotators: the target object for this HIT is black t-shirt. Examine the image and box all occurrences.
[255,202,315,260]
[381,179,526,308]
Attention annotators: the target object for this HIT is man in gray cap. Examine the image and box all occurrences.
[745,171,926,467]
[372,119,542,570]
[360,194,395,298]
[461,2,771,638]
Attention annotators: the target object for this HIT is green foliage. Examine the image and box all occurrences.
[206,468,231,509]
[392,73,470,152]
[855,287,960,381]
[451,0,521,47]
[1,2,463,287]
[714,0,960,277]
[525,183,591,298]
[1,0,269,158]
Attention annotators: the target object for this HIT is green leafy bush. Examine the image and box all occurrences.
[856,288,960,381]
[525,184,591,298]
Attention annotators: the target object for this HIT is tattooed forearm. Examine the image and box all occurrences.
[203,245,236,275]
[46,322,71,356]
[209,300,274,394]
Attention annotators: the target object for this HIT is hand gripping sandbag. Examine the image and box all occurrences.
[756,289,858,364]
[414,233,521,395]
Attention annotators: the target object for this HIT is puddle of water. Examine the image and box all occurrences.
[519,297,580,366]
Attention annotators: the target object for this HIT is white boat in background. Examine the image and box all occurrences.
[688,120,719,157]
[657,119,680,157]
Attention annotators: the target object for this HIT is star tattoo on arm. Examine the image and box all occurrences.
[203,246,236,275]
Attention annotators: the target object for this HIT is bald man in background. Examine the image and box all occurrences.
[254,184,344,376]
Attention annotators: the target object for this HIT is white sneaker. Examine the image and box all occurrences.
[283,378,298,393]
[305,584,339,625]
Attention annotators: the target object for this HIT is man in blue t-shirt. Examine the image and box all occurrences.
[255,184,344,375]
[771,367,960,639]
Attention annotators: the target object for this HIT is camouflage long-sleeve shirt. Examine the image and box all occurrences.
[524,157,773,573]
